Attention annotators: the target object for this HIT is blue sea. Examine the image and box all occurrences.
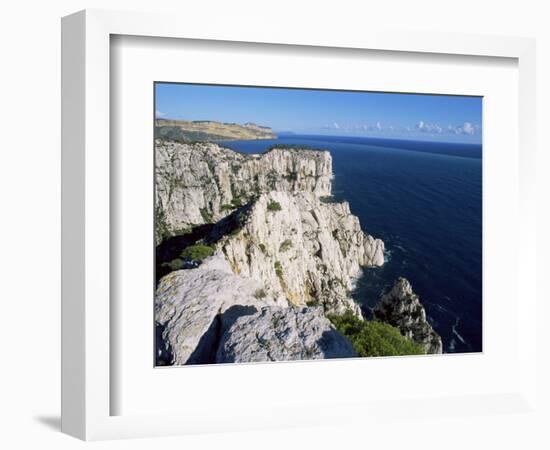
[219,135,482,354]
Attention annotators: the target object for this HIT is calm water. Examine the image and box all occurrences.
[220,135,482,353]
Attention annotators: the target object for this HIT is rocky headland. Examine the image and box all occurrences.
[154,139,442,364]
[155,118,276,142]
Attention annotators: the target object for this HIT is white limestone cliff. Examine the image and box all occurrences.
[155,141,332,242]
[216,191,384,316]
[154,140,392,364]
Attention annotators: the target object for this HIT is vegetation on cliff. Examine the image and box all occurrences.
[329,310,424,357]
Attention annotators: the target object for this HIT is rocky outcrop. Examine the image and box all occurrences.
[155,141,332,242]
[155,140,384,318]
[373,278,443,354]
[155,256,284,365]
[215,191,383,316]
[155,140,388,364]
[155,256,355,365]
[217,306,357,363]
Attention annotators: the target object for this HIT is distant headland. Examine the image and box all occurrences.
[155,118,277,142]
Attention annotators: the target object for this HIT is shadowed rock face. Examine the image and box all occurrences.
[217,306,357,363]
[373,278,443,354]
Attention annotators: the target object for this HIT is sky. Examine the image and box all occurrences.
[155,83,482,144]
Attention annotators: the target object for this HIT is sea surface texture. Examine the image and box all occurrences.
[220,135,482,353]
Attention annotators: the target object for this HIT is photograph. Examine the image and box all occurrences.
[154,83,482,366]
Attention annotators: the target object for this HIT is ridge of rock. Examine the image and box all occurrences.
[216,306,357,363]
[155,141,332,242]
[155,256,283,365]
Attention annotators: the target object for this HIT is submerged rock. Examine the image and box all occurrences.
[373,278,443,354]
[216,306,356,363]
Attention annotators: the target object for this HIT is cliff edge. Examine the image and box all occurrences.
[154,140,440,364]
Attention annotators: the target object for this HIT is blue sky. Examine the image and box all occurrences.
[155,83,482,144]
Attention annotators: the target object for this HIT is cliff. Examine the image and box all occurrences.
[155,119,276,142]
[155,256,356,365]
[154,140,440,365]
[155,140,332,242]
[373,278,443,354]
[216,191,383,316]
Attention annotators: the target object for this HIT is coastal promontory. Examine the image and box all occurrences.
[154,139,441,364]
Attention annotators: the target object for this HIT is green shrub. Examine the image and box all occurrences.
[329,311,424,357]
[172,227,192,236]
[267,200,282,212]
[180,244,215,261]
[162,258,185,271]
[231,196,244,208]
[320,196,338,204]
[220,204,234,211]
[266,144,326,152]
[274,260,283,278]
[199,208,213,223]
[258,243,267,254]
[282,172,298,182]
[279,239,292,252]
[254,289,267,299]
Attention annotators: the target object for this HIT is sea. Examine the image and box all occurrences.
[219,135,482,354]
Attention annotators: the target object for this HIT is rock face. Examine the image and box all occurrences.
[155,141,333,242]
[217,306,357,363]
[216,191,384,316]
[155,256,283,365]
[156,141,384,318]
[154,140,388,365]
[373,278,443,354]
[155,256,355,365]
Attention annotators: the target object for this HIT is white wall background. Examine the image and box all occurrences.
[0,0,548,448]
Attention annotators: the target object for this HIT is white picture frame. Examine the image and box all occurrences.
[61,9,537,441]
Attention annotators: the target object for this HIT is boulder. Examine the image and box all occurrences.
[217,306,356,363]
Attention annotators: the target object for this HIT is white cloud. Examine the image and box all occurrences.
[416,121,442,133]
[319,120,480,138]
[450,122,480,135]
[461,122,475,135]
[155,110,166,118]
